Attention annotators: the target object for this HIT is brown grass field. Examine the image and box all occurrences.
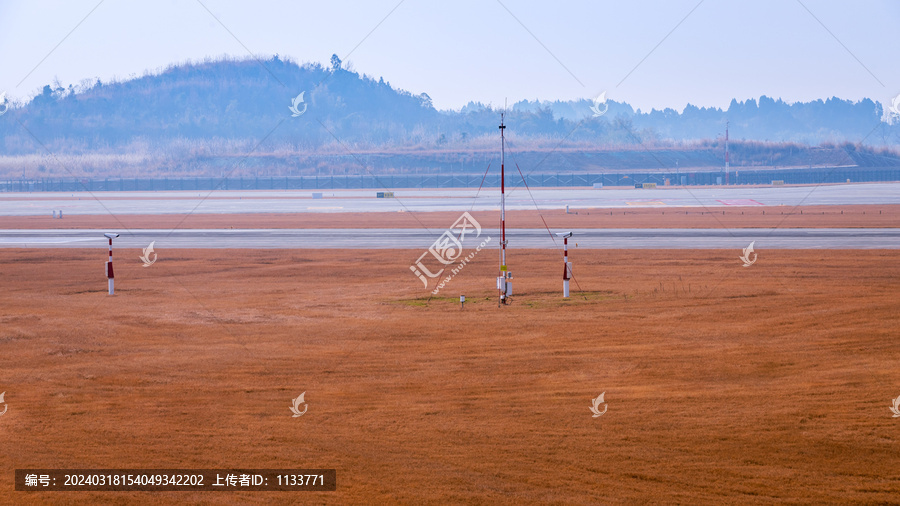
[2,243,899,504]
[0,204,898,230]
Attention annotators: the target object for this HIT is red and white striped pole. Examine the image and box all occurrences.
[725,120,729,185]
[557,232,573,298]
[563,236,569,298]
[498,113,511,305]
[104,233,119,295]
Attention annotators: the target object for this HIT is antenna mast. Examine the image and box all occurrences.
[498,113,511,305]
[725,120,729,185]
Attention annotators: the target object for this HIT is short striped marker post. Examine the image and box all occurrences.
[556,232,573,298]
[104,233,119,295]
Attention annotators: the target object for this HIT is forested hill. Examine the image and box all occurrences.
[0,55,898,178]
[3,55,445,150]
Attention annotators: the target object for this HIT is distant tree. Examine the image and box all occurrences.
[30,85,55,107]
[330,54,342,72]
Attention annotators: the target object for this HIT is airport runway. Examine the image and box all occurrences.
[1,228,898,249]
[1,183,898,216]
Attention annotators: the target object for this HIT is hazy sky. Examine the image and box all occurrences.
[1,0,897,112]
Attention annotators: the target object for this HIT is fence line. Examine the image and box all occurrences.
[3,167,899,192]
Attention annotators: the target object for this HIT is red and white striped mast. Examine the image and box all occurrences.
[497,113,511,305]
[105,232,119,295]
[556,232,573,298]
[725,120,729,185]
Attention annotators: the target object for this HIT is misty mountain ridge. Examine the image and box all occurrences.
[1,55,898,178]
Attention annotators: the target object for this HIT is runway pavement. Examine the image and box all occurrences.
[2,183,898,216]
[1,228,898,249]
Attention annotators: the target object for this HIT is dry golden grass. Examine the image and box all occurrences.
[0,204,897,230]
[1,247,899,504]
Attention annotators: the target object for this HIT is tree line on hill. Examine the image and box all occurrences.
[0,55,897,178]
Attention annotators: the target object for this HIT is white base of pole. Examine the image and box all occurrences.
[563,280,569,298]
[108,278,114,295]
